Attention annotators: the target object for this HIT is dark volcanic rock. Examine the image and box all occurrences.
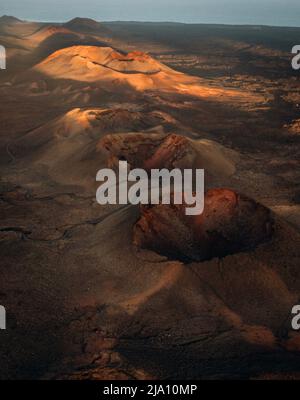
[133,188,274,262]
[99,132,237,182]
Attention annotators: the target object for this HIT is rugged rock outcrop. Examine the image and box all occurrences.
[99,132,238,180]
[133,188,273,262]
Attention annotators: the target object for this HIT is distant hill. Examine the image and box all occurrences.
[63,17,110,34]
[0,15,22,24]
[28,25,77,43]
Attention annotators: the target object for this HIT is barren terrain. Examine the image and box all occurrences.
[0,16,300,379]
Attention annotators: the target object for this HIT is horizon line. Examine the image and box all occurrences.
[1,14,300,30]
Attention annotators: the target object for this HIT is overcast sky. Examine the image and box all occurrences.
[1,0,300,27]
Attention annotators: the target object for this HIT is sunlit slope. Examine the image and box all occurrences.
[34,45,265,103]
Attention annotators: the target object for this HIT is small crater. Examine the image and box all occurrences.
[133,188,274,263]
